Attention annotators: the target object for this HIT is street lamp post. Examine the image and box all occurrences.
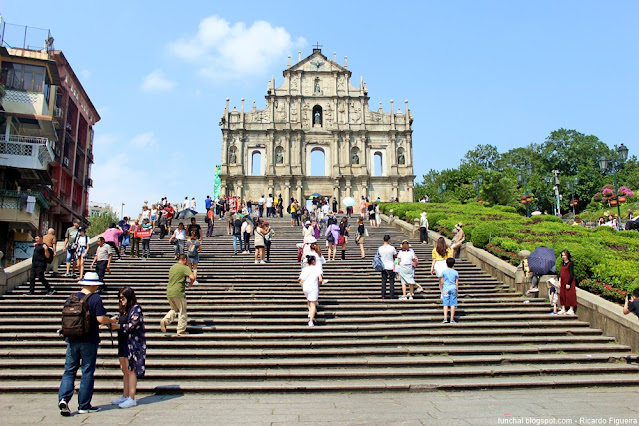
[566,177,579,217]
[517,164,533,217]
[121,202,125,220]
[599,144,629,230]
[472,174,483,199]
[437,183,446,202]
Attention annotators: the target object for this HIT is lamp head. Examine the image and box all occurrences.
[617,144,629,162]
[599,155,609,173]
[477,174,483,185]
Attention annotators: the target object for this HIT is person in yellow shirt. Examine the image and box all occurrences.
[430,237,452,277]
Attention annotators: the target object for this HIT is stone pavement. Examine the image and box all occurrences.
[1,387,638,425]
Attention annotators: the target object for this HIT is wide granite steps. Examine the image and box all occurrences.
[0,214,636,393]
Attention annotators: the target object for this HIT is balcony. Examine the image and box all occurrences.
[0,189,49,230]
[0,134,54,170]
[2,89,49,117]
[52,107,63,129]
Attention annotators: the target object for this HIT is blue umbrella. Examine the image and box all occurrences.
[527,247,557,275]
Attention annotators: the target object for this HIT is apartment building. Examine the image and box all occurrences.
[0,21,99,265]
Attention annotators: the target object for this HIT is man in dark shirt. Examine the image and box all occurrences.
[26,234,54,296]
[623,289,639,320]
[188,217,202,240]
[58,272,117,416]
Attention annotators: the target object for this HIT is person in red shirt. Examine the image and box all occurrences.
[164,204,175,234]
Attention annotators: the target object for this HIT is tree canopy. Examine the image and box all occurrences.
[414,128,637,216]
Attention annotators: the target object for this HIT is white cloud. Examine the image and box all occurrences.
[130,132,156,149]
[167,15,306,80]
[141,69,176,92]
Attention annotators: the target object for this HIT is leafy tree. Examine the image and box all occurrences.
[86,211,120,237]
[462,144,500,171]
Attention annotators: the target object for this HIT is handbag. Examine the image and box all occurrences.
[169,236,177,244]
[327,233,335,244]
[337,235,346,245]
[122,234,131,247]
[412,256,419,268]
[372,250,384,272]
[187,245,198,257]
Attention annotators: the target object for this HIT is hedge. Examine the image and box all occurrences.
[379,202,639,301]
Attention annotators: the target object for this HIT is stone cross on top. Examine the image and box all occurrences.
[313,42,323,52]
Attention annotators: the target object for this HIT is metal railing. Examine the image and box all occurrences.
[0,189,49,210]
[0,20,54,53]
[0,134,49,145]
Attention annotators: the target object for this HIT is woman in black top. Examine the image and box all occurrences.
[339,217,350,260]
[356,217,366,258]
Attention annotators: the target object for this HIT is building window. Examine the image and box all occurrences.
[310,148,325,176]
[374,152,383,176]
[1,62,50,94]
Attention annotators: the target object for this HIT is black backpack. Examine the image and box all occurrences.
[61,293,95,340]
[45,246,54,264]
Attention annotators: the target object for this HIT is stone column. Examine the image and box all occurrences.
[268,179,274,198]
[221,180,228,198]
[407,180,414,202]
[296,179,303,202]
[235,178,243,201]
[392,183,398,200]
[345,179,352,197]
[284,183,291,205]
[333,183,340,204]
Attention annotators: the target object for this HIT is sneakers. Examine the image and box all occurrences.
[558,309,566,315]
[442,318,448,323]
[308,320,314,327]
[160,318,167,333]
[260,260,266,264]
[322,279,329,285]
[63,273,71,278]
[549,312,558,315]
[398,295,408,300]
[77,406,100,414]
[450,319,457,324]
[58,399,70,417]
[111,395,127,405]
[118,397,137,409]
[415,288,423,294]
[566,308,575,315]
[408,294,414,300]
[46,290,56,296]
[254,260,258,264]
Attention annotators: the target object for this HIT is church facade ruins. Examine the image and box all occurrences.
[218,48,415,204]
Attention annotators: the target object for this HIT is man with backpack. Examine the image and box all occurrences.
[26,234,54,296]
[63,219,81,278]
[58,272,118,416]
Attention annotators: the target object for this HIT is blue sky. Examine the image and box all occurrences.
[2,1,638,218]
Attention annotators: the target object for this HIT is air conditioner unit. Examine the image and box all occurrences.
[85,178,93,187]
[63,157,69,167]
[54,148,61,157]
[54,107,63,118]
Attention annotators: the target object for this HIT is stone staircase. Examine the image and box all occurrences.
[1,214,637,392]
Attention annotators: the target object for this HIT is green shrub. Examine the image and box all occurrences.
[471,223,502,248]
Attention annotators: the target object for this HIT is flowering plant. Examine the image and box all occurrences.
[618,186,634,197]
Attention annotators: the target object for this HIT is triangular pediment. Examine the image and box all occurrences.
[286,50,350,75]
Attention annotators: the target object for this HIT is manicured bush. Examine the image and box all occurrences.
[382,201,639,304]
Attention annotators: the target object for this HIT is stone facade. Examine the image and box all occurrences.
[218,49,415,204]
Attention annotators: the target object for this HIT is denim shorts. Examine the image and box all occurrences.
[442,288,458,306]
[65,249,76,263]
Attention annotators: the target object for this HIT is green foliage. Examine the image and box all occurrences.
[86,211,120,237]
[385,201,639,303]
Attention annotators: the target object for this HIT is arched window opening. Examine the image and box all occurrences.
[312,105,323,127]
[350,147,360,165]
[397,148,406,165]
[373,152,383,176]
[251,151,262,176]
[310,148,325,176]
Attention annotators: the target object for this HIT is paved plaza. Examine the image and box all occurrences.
[1,387,638,425]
